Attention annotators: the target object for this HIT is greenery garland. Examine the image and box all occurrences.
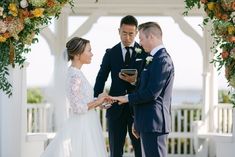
[0,0,74,97]
[184,0,235,105]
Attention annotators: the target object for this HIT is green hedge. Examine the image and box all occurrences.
[27,88,44,104]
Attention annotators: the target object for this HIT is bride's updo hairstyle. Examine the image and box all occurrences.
[66,37,90,61]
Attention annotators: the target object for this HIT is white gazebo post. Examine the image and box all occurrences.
[40,8,71,131]
[202,23,218,132]
[201,23,219,157]
[0,64,28,157]
[53,10,70,131]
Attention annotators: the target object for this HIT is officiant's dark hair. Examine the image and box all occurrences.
[120,15,138,28]
[66,37,90,61]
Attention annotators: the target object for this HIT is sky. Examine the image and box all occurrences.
[25,16,229,91]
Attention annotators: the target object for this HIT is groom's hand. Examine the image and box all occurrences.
[112,95,128,105]
[132,124,140,139]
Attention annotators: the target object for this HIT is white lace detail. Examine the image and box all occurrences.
[67,67,94,114]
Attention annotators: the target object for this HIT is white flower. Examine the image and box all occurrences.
[135,47,142,54]
[146,56,153,65]
[20,0,29,8]
[0,20,7,33]
[232,12,235,24]
[0,7,3,17]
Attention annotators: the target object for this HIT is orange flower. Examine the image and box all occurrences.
[221,14,229,21]
[231,2,235,10]
[228,36,235,42]
[215,12,222,19]
[47,0,56,7]
[3,32,10,38]
[200,0,207,4]
[22,9,30,18]
[221,51,229,59]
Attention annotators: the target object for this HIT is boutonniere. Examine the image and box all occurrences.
[135,47,142,54]
[145,56,153,65]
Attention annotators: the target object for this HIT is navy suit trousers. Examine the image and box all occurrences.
[140,132,168,157]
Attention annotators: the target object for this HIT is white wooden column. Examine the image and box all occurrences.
[202,23,218,157]
[53,9,70,131]
[0,64,27,157]
[201,23,218,133]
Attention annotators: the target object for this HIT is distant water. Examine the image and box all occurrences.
[172,89,202,105]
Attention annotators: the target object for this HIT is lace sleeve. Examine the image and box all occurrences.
[68,74,88,114]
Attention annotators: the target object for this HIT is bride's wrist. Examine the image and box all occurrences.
[88,99,100,110]
[88,102,95,110]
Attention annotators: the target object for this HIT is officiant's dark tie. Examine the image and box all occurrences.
[125,47,131,66]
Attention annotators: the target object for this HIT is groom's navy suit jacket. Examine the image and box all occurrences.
[129,48,174,133]
[94,42,147,120]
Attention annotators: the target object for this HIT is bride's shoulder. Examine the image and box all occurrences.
[67,67,83,80]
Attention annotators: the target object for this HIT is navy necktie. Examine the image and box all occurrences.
[125,47,131,66]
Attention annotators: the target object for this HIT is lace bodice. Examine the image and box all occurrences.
[67,66,94,114]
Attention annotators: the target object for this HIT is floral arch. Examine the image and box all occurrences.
[185,0,235,105]
[0,0,74,97]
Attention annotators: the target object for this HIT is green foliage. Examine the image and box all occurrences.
[27,88,44,104]
[218,90,235,107]
[0,0,74,97]
[218,90,232,103]
[183,0,201,15]
[184,0,235,107]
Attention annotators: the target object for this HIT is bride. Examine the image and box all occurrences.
[41,37,111,157]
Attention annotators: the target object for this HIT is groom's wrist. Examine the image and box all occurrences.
[130,81,136,85]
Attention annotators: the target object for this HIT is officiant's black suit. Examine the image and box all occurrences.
[94,42,147,157]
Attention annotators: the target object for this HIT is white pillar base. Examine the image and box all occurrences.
[0,65,27,157]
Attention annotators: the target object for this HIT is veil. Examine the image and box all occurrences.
[45,49,69,131]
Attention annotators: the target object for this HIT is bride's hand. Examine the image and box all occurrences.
[88,96,107,110]
[99,96,118,109]
[95,96,107,107]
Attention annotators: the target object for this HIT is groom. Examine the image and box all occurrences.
[114,22,175,157]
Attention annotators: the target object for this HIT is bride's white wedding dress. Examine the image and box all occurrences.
[41,66,108,157]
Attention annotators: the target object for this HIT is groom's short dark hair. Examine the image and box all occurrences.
[120,15,138,28]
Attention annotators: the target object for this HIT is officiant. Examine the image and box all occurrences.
[94,15,147,157]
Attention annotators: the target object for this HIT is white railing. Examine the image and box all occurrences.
[216,103,233,133]
[168,104,202,156]
[27,103,54,133]
[26,103,233,156]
